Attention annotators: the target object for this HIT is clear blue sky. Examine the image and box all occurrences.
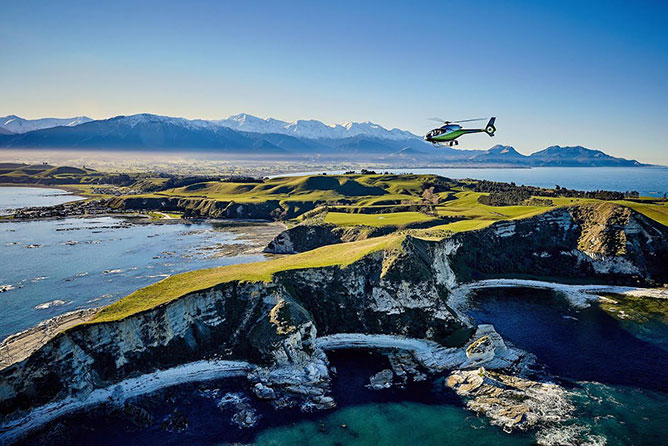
[1,0,667,163]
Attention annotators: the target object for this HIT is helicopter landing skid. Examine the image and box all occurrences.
[433,140,458,147]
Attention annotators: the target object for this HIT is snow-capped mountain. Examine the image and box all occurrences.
[0,115,92,134]
[0,113,284,152]
[0,112,418,141]
[215,113,418,140]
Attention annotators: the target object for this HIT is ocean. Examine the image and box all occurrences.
[275,166,668,197]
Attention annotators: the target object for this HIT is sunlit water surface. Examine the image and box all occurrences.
[0,187,269,339]
[0,186,83,215]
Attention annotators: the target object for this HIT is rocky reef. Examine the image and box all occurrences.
[1,201,666,442]
[446,367,574,432]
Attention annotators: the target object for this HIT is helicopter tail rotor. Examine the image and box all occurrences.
[484,117,496,136]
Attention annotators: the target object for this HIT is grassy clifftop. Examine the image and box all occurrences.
[87,176,668,325]
[89,234,405,323]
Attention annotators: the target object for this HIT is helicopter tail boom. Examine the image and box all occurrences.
[484,117,496,136]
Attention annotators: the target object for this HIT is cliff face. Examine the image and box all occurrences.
[0,240,463,418]
[264,224,393,254]
[107,196,318,220]
[1,202,666,423]
[450,204,668,286]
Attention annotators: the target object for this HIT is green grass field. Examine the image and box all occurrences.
[7,166,667,229]
[421,219,496,234]
[324,211,438,227]
[616,200,668,226]
[154,174,454,204]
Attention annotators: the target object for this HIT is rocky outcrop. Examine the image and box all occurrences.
[449,204,668,286]
[264,223,394,254]
[264,216,461,254]
[446,368,573,432]
[109,196,287,220]
[267,204,668,284]
[367,369,394,390]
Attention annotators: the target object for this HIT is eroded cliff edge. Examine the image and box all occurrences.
[1,202,666,437]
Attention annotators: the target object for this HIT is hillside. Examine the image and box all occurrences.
[5,165,666,238]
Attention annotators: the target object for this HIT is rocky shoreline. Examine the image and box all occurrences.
[0,309,99,370]
[0,324,532,443]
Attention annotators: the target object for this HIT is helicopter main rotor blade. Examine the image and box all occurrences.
[427,117,447,123]
[451,118,487,123]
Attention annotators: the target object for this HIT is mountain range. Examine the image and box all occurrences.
[0,115,92,135]
[0,113,648,167]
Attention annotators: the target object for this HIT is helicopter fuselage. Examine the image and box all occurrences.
[424,117,496,146]
[425,126,485,144]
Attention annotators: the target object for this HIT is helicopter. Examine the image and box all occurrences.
[424,117,496,146]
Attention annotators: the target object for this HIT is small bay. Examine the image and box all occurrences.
[0,186,84,215]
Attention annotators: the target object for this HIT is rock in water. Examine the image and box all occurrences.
[253,383,276,400]
[388,351,427,384]
[123,402,154,428]
[367,369,394,390]
[445,368,574,432]
[231,403,260,429]
[160,409,189,433]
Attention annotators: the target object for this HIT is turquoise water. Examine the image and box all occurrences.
[0,186,83,214]
[253,387,668,446]
[56,348,668,446]
[255,402,534,446]
[276,166,668,197]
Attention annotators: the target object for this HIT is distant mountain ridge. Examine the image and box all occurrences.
[0,113,650,167]
[527,145,643,167]
[215,113,417,140]
[0,115,92,134]
[459,144,644,167]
